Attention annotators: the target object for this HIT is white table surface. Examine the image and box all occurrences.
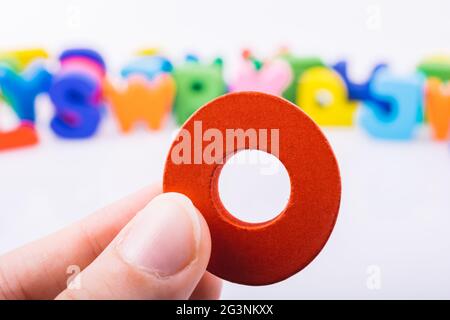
[1,110,449,299]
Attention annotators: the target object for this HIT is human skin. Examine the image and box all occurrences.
[0,185,222,300]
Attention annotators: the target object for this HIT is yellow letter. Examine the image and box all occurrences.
[296,66,357,126]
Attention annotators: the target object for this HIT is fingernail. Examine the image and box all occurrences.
[118,192,201,277]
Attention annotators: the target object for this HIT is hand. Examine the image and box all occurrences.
[0,185,222,300]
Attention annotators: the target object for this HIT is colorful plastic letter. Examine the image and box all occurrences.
[229,58,292,95]
[0,48,49,71]
[0,57,20,103]
[49,48,106,139]
[49,74,101,138]
[0,64,52,121]
[425,78,450,141]
[103,74,176,132]
[121,55,173,80]
[333,61,387,99]
[136,47,160,56]
[280,53,324,103]
[360,70,424,140]
[172,57,226,125]
[296,66,358,126]
[0,60,50,151]
[0,121,39,151]
[59,48,105,71]
[417,55,450,82]
[333,61,391,114]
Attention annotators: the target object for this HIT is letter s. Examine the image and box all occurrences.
[49,72,102,138]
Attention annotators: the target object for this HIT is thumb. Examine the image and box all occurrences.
[56,192,211,300]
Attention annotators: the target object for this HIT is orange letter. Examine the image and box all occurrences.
[425,78,450,141]
[0,121,38,151]
[103,74,175,132]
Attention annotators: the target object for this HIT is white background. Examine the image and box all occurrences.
[1,0,450,299]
